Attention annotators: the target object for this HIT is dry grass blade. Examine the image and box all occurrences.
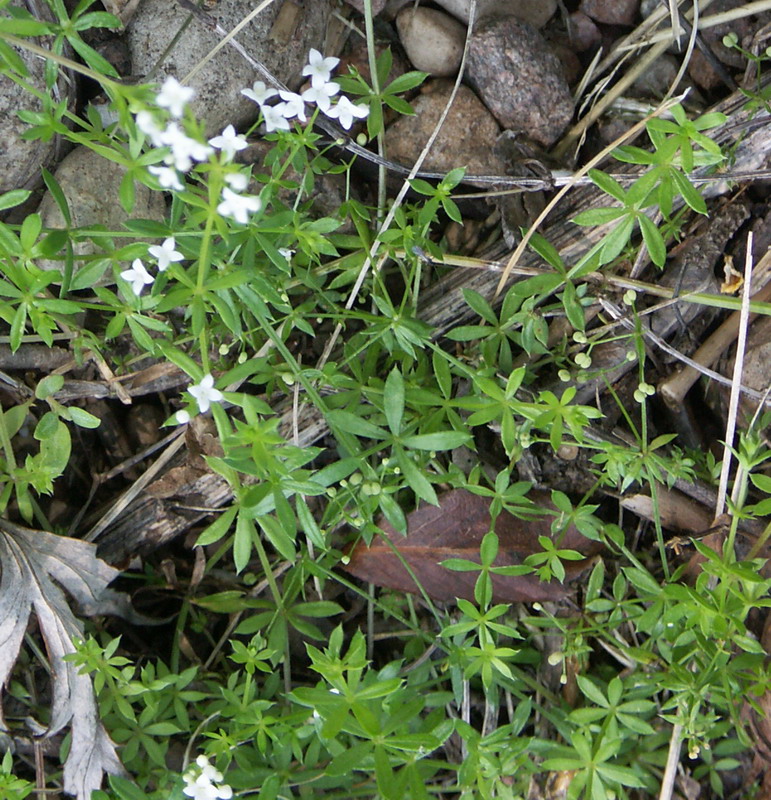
[716,231,756,519]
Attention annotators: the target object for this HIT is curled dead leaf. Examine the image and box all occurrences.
[343,489,602,603]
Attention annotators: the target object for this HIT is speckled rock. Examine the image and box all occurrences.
[580,0,639,26]
[36,147,166,280]
[396,7,466,77]
[466,17,573,147]
[434,0,557,28]
[384,80,503,177]
[0,13,72,196]
[126,0,332,136]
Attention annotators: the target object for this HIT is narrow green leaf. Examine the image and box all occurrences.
[384,367,405,435]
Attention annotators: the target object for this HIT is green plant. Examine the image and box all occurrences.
[1,3,771,799]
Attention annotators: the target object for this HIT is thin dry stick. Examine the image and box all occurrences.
[316,0,479,368]
[626,0,771,49]
[494,95,684,298]
[659,722,684,800]
[715,231,755,519]
[662,0,699,102]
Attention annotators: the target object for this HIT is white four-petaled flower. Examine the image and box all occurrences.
[302,48,340,88]
[120,258,154,296]
[156,76,195,118]
[208,124,248,161]
[160,123,213,172]
[261,103,291,133]
[224,171,249,191]
[217,187,261,224]
[241,80,278,106]
[188,374,224,414]
[325,95,369,130]
[135,110,165,147]
[148,165,183,190]
[301,80,339,113]
[148,237,184,271]
[278,90,306,122]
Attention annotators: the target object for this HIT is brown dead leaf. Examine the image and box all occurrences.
[343,489,602,603]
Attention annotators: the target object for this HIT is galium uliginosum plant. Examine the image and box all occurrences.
[3,8,771,798]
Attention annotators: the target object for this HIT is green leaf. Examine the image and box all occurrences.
[384,70,428,94]
[259,514,296,561]
[638,214,666,267]
[196,505,238,546]
[462,288,497,324]
[572,207,626,226]
[395,447,437,505]
[384,367,405,435]
[588,168,626,201]
[66,406,101,429]
[0,189,31,212]
[326,409,387,440]
[36,374,64,399]
[400,431,470,450]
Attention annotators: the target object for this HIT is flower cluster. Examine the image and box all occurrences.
[182,755,232,800]
[119,236,183,296]
[241,48,369,132]
[135,76,260,225]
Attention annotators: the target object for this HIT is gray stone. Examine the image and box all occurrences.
[36,147,166,280]
[465,17,573,147]
[0,13,72,195]
[384,79,503,178]
[396,7,466,77]
[126,0,333,136]
[434,0,557,28]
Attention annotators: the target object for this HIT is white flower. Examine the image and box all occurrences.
[278,247,295,261]
[160,123,213,172]
[196,756,223,784]
[261,103,291,133]
[241,80,278,106]
[324,95,369,130]
[208,124,248,161]
[302,48,340,88]
[278,90,306,122]
[135,110,165,146]
[156,76,195,118]
[120,258,154,296]
[224,171,248,191]
[182,773,232,800]
[175,409,191,424]
[188,374,224,414]
[148,165,183,190]
[301,80,339,113]
[217,187,262,224]
[148,237,184,271]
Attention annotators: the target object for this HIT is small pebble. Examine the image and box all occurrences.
[396,7,466,77]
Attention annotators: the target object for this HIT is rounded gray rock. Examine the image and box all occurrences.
[0,15,72,195]
[396,7,466,77]
[126,0,332,136]
[434,0,557,28]
[466,17,573,147]
[36,147,167,280]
